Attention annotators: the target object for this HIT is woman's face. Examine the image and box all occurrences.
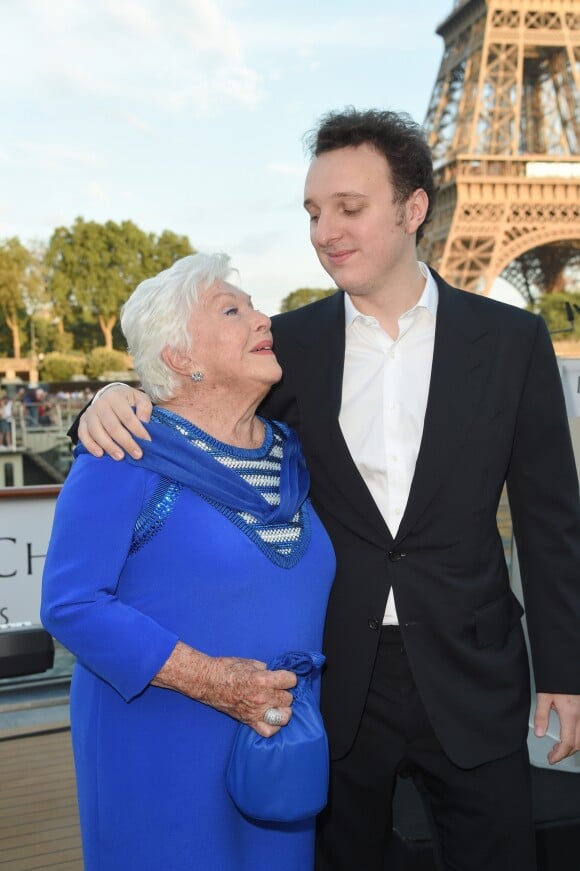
[188,280,282,392]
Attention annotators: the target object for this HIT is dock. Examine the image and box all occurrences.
[0,726,82,870]
[0,657,81,870]
[1,655,579,871]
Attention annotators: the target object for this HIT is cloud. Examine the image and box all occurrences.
[87,182,107,201]
[101,0,159,38]
[238,10,432,51]
[102,0,243,62]
[122,114,154,135]
[3,0,262,114]
[165,65,261,113]
[0,143,103,171]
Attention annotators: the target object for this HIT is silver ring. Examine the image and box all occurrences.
[263,707,283,726]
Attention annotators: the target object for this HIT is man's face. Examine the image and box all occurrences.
[303,143,417,299]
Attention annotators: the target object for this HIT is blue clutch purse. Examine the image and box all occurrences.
[226,650,329,822]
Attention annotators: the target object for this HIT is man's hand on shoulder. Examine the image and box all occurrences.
[79,384,153,460]
[534,692,580,764]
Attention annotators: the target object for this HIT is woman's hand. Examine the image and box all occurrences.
[198,655,296,737]
[78,384,153,460]
[153,642,297,737]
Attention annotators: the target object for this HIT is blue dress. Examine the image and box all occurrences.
[41,410,335,871]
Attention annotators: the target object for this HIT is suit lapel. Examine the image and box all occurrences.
[292,293,393,548]
[394,275,493,543]
[289,275,493,548]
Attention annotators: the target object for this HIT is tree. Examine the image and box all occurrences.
[0,237,45,358]
[533,292,580,340]
[0,319,11,357]
[146,229,194,274]
[45,218,194,351]
[85,348,133,379]
[279,287,336,313]
[40,352,87,382]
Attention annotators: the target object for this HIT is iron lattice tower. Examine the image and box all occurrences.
[419,0,580,300]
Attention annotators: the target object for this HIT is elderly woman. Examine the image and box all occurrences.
[41,253,335,871]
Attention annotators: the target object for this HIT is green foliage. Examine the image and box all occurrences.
[44,218,195,351]
[52,330,75,353]
[279,287,336,313]
[0,237,45,357]
[29,315,65,356]
[533,292,580,340]
[40,352,87,382]
[63,317,103,353]
[147,229,194,274]
[0,319,12,356]
[85,347,133,379]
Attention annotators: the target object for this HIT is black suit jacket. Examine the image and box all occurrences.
[261,270,580,768]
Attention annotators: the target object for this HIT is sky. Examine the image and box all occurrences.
[1,0,524,314]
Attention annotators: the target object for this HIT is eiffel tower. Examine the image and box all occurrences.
[419,0,580,301]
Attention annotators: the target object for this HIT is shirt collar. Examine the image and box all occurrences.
[344,262,438,328]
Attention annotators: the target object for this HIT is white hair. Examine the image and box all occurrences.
[121,252,235,402]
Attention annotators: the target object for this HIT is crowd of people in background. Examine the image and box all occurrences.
[0,385,95,446]
[0,394,13,447]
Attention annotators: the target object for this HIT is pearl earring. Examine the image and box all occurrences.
[191,371,204,382]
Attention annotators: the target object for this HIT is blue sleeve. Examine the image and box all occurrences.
[41,454,179,701]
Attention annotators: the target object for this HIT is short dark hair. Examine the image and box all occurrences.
[305,108,435,243]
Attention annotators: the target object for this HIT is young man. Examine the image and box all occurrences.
[75,109,580,870]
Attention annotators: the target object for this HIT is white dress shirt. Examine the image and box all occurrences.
[339,263,438,624]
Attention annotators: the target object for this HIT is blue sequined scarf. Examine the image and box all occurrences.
[77,410,310,524]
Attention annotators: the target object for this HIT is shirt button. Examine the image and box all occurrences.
[389,351,396,359]
[394,507,402,515]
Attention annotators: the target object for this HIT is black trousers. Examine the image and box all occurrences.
[316,626,537,871]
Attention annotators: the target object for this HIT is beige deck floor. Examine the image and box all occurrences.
[0,728,82,870]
